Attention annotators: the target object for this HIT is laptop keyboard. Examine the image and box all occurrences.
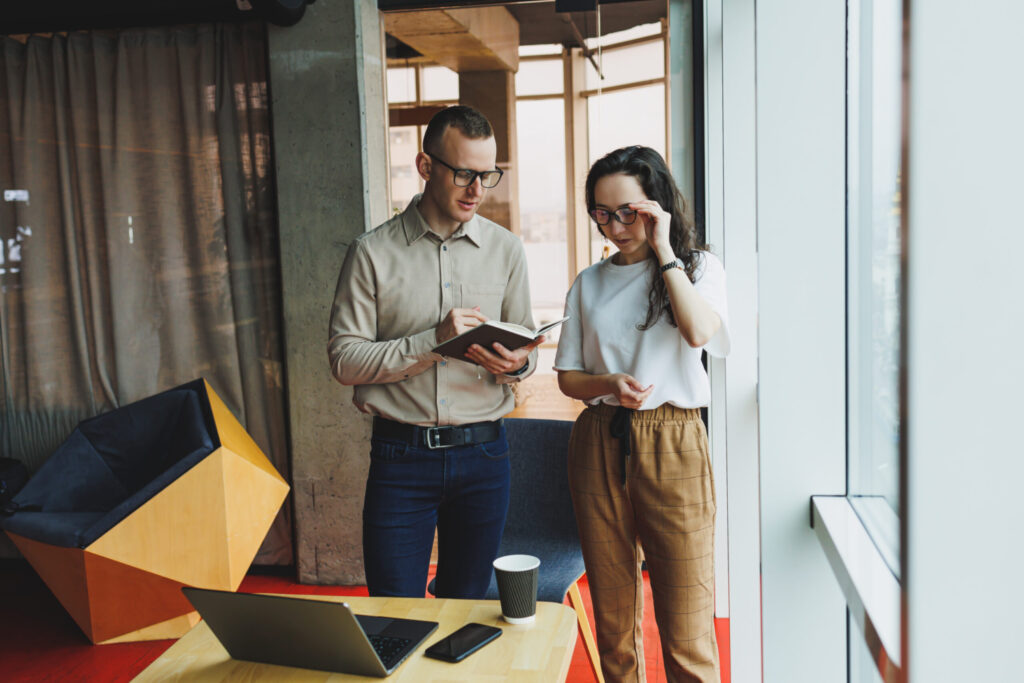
[367,634,413,667]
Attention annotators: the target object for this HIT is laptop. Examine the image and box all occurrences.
[181,587,439,677]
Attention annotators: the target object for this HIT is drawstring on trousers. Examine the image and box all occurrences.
[609,406,633,487]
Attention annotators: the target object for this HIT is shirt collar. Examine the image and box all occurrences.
[401,195,482,247]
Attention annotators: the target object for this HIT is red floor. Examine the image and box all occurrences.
[0,561,729,682]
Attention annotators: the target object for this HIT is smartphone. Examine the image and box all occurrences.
[423,622,503,663]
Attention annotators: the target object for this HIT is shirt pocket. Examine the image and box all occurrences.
[458,283,506,321]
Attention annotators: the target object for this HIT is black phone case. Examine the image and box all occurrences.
[423,623,502,663]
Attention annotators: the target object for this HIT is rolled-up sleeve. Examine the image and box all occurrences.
[328,239,440,386]
[553,276,585,372]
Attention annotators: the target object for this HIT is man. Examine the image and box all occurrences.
[328,106,541,599]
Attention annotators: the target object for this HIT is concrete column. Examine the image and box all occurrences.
[458,70,519,235]
[267,0,389,584]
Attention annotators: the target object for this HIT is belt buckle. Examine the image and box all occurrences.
[425,427,446,450]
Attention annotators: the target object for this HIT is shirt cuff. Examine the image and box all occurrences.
[504,359,530,376]
[409,327,445,363]
[499,352,535,383]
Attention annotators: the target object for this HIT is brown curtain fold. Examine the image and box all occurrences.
[0,23,292,565]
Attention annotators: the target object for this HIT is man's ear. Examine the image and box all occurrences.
[415,151,431,182]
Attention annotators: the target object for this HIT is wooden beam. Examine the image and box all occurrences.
[389,104,448,127]
[385,6,519,73]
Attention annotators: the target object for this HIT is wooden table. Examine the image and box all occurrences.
[132,595,578,682]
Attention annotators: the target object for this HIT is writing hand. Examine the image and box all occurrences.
[435,307,489,344]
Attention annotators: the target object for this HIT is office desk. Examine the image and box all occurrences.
[132,595,578,681]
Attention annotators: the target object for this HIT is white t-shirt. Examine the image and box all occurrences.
[553,250,730,409]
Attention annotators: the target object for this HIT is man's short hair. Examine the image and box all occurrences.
[422,105,493,156]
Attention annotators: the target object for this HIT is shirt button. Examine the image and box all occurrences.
[444,282,451,288]
[442,246,448,251]
[440,361,447,366]
[440,399,447,405]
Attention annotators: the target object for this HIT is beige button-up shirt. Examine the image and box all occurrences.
[328,198,537,427]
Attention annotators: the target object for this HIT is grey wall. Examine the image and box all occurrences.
[905,1,1024,680]
[755,0,848,680]
[268,0,389,584]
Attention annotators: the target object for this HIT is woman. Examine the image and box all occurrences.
[554,146,729,683]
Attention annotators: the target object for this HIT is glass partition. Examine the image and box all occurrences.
[846,0,904,575]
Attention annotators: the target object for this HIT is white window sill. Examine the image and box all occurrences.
[811,495,901,683]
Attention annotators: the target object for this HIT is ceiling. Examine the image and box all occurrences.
[384,0,667,59]
[507,0,667,45]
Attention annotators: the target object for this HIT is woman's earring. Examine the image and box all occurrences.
[601,237,610,259]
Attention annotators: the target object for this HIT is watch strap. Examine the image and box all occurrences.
[659,258,683,273]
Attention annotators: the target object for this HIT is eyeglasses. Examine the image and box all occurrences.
[428,153,504,188]
[589,207,638,226]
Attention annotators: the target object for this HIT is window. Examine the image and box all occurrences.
[515,55,568,336]
[584,24,668,266]
[384,62,459,214]
[846,0,903,573]
[811,1,907,681]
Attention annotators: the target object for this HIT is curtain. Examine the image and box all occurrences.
[0,23,292,564]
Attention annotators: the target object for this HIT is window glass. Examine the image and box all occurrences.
[421,65,457,102]
[520,43,562,57]
[517,98,568,338]
[584,40,664,90]
[847,0,903,573]
[849,612,889,683]
[516,59,564,97]
[389,125,421,214]
[588,84,665,164]
[386,66,416,104]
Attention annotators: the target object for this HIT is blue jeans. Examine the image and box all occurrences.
[362,426,511,599]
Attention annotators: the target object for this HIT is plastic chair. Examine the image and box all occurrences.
[0,378,289,643]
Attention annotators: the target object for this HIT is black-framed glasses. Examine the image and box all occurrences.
[589,207,638,226]
[428,153,504,188]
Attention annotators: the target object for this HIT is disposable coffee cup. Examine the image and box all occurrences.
[493,554,540,624]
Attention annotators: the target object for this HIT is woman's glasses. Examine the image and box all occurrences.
[428,153,504,188]
[589,207,638,226]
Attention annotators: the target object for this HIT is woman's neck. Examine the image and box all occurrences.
[612,242,653,265]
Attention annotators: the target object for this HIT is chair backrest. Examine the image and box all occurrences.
[2,378,219,547]
[490,418,586,603]
[502,418,578,546]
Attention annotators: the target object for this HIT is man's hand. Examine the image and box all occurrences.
[607,373,654,409]
[465,336,545,376]
[435,307,489,344]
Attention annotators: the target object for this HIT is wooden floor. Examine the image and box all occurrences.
[0,560,729,683]
[509,371,585,421]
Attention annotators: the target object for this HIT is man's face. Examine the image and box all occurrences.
[419,127,498,228]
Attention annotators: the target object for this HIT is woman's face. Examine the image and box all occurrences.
[593,173,651,265]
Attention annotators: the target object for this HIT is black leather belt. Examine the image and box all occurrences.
[372,417,503,450]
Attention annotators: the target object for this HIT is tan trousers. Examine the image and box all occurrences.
[568,403,719,683]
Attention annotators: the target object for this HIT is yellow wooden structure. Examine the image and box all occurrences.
[5,380,289,644]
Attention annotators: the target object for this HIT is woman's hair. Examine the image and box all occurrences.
[585,145,704,330]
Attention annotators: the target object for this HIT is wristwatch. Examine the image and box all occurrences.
[659,258,683,273]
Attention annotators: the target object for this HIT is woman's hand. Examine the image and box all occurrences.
[608,373,654,409]
[630,199,673,261]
